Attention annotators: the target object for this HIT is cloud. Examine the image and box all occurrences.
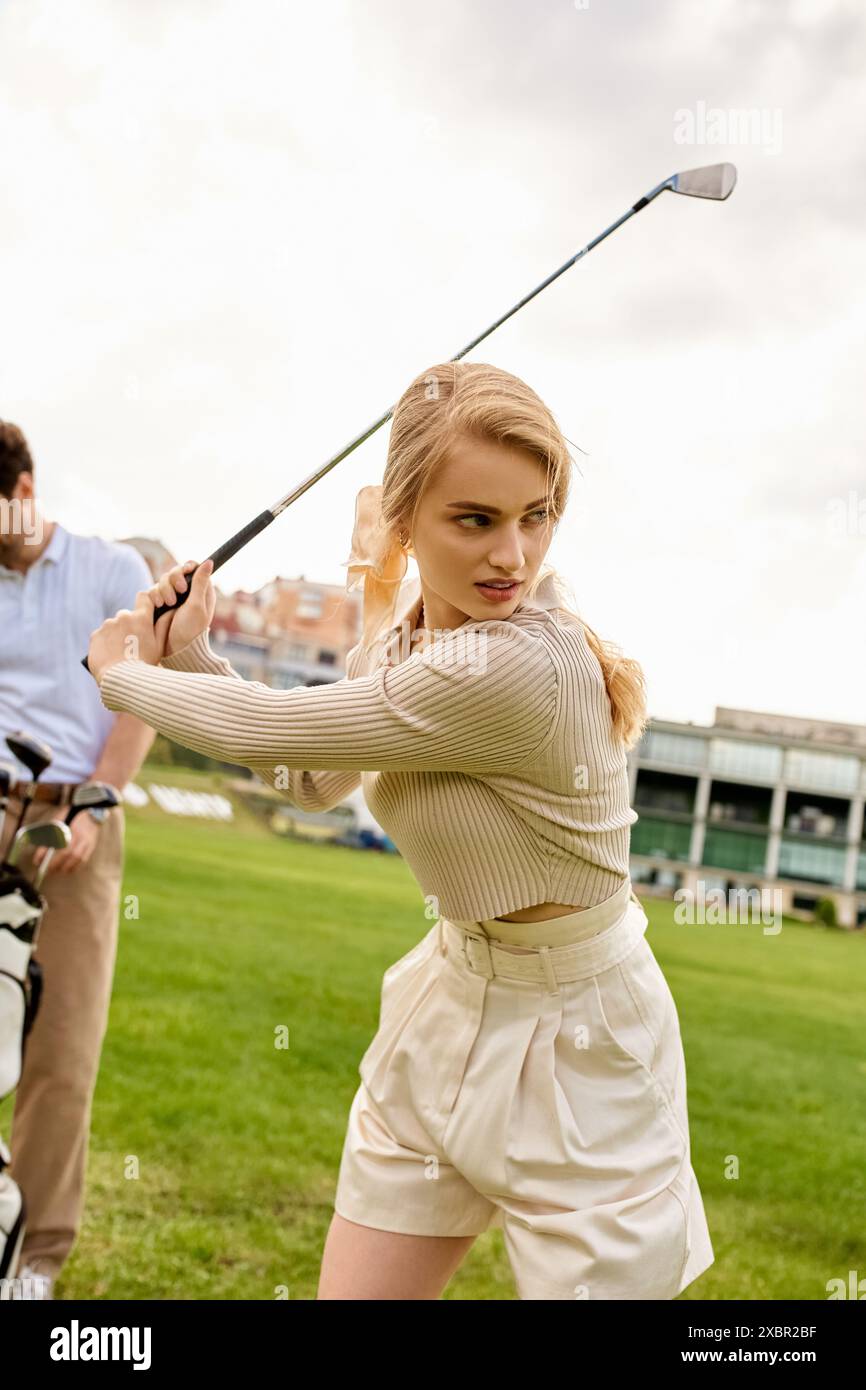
[0,0,862,724]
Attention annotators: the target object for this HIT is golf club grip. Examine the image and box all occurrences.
[80,508,275,672]
[151,509,276,622]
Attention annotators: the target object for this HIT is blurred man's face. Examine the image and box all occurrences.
[0,472,42,566]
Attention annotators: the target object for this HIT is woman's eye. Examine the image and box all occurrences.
[455,509,550,528]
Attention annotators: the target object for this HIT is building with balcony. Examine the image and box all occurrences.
[628,707,866,927]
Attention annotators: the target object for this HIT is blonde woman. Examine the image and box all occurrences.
[86,362,714,1301]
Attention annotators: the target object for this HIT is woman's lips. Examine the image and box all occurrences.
[475,581,521,602]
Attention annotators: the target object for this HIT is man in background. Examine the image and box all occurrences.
[0,420,156,1298]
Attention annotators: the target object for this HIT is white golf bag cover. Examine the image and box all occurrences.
[0,867,45,1282]
[0,1133,26,1284]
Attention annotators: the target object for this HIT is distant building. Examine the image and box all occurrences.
[208,576,362,686]
[628,707,866,927]
[118,536,178,583]
[117,543,363,686]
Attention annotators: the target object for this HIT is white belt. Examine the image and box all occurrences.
[438,901,648,994]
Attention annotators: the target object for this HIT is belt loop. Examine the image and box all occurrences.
[462,930,495,979]
[538,944,559,995]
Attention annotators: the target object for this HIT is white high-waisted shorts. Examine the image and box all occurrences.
[333,877,715,1300]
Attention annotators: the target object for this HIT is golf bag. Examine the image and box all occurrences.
[0,863,45,1281]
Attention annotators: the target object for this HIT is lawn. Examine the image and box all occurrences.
[2,765,864,1300]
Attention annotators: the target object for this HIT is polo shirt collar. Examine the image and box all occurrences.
[35,520,68,565]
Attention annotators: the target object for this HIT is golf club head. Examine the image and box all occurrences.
[66,782,120,823]
[5,732,53,781]
[669,163,737,200]
[8,820,71,866]
[0,762,14,797]
[32,821,71,852]
[29,821,72,889]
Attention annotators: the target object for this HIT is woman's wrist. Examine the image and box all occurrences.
[94,657,124,689]
[163,629,208,663]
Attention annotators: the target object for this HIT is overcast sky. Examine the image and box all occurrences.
[1,0,863,729]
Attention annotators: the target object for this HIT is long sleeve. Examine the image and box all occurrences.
[159,631,365,812]
[99,621,559,776]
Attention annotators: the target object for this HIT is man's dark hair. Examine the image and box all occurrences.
[0,421,34,498]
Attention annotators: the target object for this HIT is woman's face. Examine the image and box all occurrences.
[406,431,556,632]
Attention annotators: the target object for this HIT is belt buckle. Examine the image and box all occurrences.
[460,928,495,980]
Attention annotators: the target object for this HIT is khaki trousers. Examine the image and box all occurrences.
[0,796,124,1280]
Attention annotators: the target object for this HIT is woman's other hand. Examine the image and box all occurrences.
[87,588,168,684]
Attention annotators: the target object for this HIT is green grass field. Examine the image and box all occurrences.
[3,764,864,1300]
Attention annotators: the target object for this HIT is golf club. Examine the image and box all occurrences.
[7,820,70,870]
[32,823,73,891]
[0,762,14,854]
[4,734,53,845]
[30,786,119,890]
[80,160,737,673]
[64,783,120,824]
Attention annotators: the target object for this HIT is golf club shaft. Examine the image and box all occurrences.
[79,166,714,673]
[35,848,55,891]
[8,784,34,847]
[7,828,28,867]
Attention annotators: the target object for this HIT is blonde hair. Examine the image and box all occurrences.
[369,361,649,750]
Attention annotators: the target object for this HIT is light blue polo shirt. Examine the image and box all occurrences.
[0,522,154,783]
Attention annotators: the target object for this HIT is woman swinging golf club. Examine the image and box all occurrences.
[86,361,714,1301]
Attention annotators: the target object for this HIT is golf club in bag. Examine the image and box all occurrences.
[0,862,46,1283]
[4,734,53,844]
[0,730,65,1284]
[80,161,737,672]
[26,785,117,891]
[0,772,119,1283]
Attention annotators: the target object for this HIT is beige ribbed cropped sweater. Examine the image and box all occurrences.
[98,573,637,921]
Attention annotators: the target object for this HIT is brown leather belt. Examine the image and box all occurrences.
[4,781,83,807]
